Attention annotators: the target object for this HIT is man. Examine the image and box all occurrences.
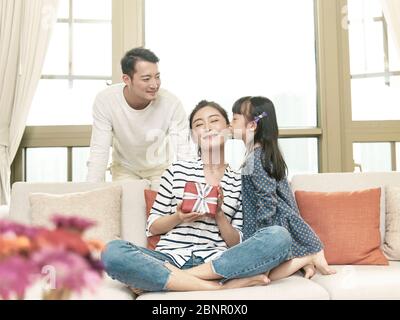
[87,47,189,190]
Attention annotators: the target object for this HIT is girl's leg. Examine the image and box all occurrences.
[269,250,336,281]
[166,263,271,290]
[268,255,314,281]
[102,240,221,292]
[185,226,292,282]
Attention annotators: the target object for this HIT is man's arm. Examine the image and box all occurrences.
[168,101,194,161]
[86,97,112,182]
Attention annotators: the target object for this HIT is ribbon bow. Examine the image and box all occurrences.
[183,183,218,214]
[254,112,268,123]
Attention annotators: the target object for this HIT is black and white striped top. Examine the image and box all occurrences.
[146,159,243,267]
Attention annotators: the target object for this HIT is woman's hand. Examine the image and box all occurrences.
[175,202,204,223]
[214,186,225,219]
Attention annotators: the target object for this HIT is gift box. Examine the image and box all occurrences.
[182,182,219,215]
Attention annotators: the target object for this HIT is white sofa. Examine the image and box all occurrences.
[6,172,400,300]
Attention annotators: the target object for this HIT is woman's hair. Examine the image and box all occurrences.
[232,96,288,181]
[189,100,230,156]
[189,100,229,129]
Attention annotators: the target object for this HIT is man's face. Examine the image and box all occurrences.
[126,60,161,102]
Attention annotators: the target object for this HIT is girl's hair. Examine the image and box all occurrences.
[189,100,230,157]
[232,96,288,181]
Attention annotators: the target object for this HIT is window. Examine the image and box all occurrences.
[22,0,113,183]
[397,143,400,171]
[72,147,112,182]
[26,148,68,182]
[27,0,112,126]
[26,146,112,183]
[72,147,90,182]
[279,138,319,178]
[145,0,317,128]
[353,142,392,172]
[348,0,400,121]
[145,0,319,176]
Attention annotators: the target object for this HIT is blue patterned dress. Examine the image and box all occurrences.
[241,147,323,258]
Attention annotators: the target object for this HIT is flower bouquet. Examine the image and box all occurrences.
[0,215,105,300]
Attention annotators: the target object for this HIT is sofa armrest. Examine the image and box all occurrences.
[0,205,9,219]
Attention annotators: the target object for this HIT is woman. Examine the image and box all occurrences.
[101,100,291,292]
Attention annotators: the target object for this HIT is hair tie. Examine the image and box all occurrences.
[254,112,268,123]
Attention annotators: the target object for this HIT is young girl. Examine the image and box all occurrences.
[230,96,336,280]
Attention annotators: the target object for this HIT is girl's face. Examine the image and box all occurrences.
[230,113,254,142]
[191,106,229,151]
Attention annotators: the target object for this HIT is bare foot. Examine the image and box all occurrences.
[302,264,316,279]
[129,287,145,296]
[222,274,271,290]
[312,250,336,275]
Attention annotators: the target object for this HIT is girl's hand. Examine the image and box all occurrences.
[176,202,204,223]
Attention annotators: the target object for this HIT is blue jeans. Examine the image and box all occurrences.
[101,226,291,292]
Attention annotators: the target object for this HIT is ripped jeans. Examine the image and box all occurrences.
[101,226,292,292]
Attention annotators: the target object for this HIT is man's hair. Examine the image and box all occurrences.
[121,47,159,77]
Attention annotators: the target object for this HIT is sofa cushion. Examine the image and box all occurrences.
[295,188,388,265]
[9,181,150,247]
[29,186,122,243]
[136,275,330,300]
[144,189,160,250]
[25,274,134,300]
[384,186,400,260]
[291,172,400,243]
[310,262,400,300]
[0,205,9,219]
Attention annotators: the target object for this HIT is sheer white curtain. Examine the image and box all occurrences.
[381,0,400,55]
[0,0,59,205]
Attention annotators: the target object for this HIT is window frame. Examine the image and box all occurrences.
[15,0,394,184]
[339,0,400,172]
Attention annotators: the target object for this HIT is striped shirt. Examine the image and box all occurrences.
[146,159,243,267]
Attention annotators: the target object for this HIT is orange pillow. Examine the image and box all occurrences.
[295,188,388,265]
[144,189,160,250]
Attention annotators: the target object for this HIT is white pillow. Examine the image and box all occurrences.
[384,186,400,260]
[29,186,122,243]
[0,205,9,219]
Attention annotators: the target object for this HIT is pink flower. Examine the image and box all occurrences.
[0,256,38,300]
[34,229,90,256]
[51,215,96,233]
[32,248,102,293]
[0,217,104,299]
[0,220,43,239]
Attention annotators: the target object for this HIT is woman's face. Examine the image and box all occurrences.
[191,106,229,152]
